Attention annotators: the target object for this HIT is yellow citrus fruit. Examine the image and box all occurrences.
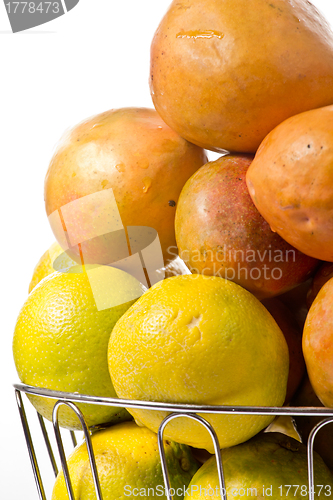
[14,266,145,429]
[52,421,199,500]
[108,275,289,452]
[184,433,333,500]
[28,242,77,293]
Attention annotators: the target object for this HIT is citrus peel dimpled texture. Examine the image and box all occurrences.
[108,275,289,452]
[51,421,200,500]
[184,433,333,500]
[13,267,144,429]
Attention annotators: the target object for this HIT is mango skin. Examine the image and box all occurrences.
[307,262,333,308]
[292,376,333,472]
[303,277,333,409]
[246,105,333,262]
[279,279,311,330]
[45,108,207,266]
[261,298,305,404]
[150,0,333,153]
[175,155,318,299]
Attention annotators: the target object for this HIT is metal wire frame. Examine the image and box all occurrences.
[158,413,226,500]
[14,383,333,500]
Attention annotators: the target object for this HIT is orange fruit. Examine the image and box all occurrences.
[109,274,289,452]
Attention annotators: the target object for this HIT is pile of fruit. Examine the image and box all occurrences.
[12,1,333,499]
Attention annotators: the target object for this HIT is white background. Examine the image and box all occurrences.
[1,1,333,498]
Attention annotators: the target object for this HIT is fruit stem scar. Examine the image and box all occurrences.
[186,315,203,331]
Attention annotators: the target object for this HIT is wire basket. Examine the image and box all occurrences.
[13,382,333,500]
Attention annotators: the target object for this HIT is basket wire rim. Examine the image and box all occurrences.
[13,382,333,416]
